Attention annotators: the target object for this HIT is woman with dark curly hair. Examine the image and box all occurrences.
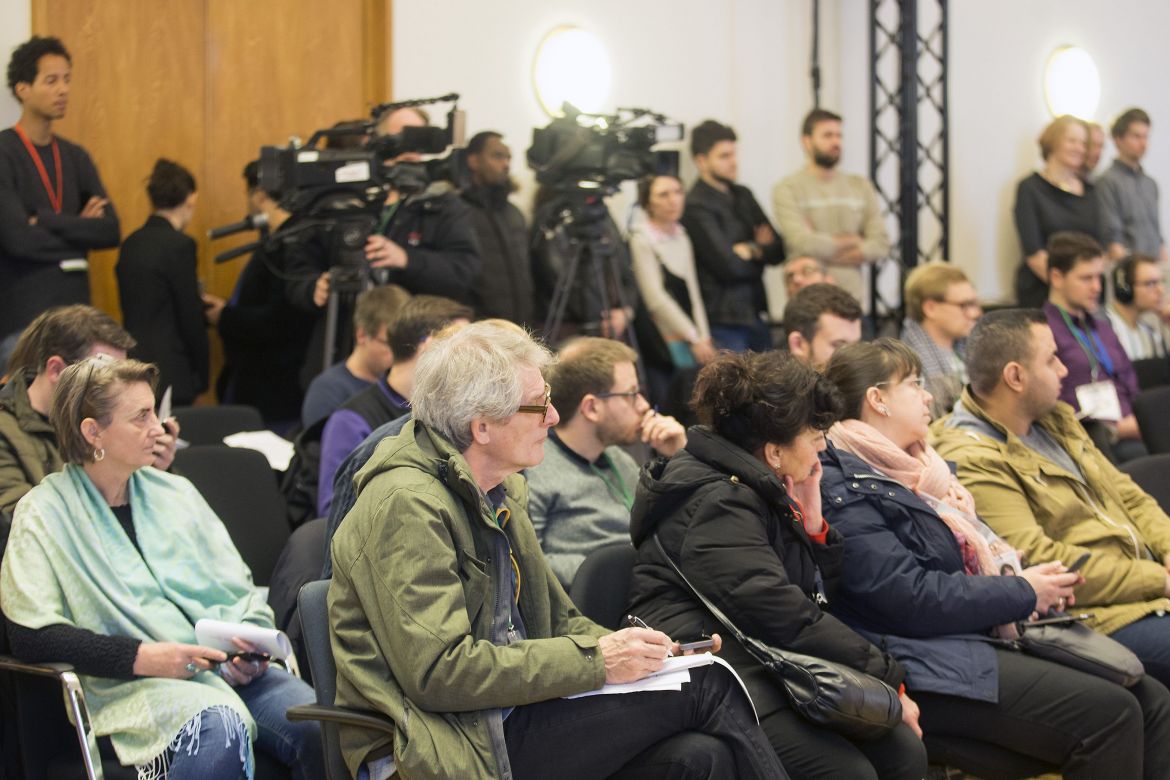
[625,350,926,779]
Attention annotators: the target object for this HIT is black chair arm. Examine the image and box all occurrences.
[285,703,398,737]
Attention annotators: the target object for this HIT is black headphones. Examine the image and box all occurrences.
[1114,257,1136,305]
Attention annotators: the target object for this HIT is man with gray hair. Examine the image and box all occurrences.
[328,321,785,780]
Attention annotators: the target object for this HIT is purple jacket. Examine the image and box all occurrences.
[1044,301,1139,419]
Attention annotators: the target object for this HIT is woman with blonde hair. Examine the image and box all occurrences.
[1013,115,1103,307]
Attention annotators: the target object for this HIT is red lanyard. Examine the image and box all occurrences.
[13,123,63,214]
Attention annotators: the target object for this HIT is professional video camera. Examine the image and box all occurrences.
[528,104,683,194]
[208,93,466,367]
[528,104,683,343]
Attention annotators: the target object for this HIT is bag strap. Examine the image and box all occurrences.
[652,534,777,662]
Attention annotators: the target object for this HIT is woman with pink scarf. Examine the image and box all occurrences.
[818,337,1170,779]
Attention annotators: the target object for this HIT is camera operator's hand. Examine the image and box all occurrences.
[732,242,756,261]
[366,235,408,269]
[202,293,226,326]
[312,273,330,308]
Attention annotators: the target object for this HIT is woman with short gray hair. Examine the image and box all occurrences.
[1,355,323,779]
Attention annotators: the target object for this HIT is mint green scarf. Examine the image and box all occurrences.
[0,464,273,772]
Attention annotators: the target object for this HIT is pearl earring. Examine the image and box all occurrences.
[879,405,890,416]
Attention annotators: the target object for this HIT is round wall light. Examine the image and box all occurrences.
[1044,45,1100,120]
[532,26,612,118]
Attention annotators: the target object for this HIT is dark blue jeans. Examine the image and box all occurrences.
[165,668,322,780]
[1111,612,1170,688]
[709,322,773,353]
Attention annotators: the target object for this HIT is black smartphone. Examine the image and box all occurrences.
[224,651,270,664]
[1028,613,1093,627]
[678,636,715,652]
[1066,551,1091,573]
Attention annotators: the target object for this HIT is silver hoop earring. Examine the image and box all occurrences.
[93,448,105,462]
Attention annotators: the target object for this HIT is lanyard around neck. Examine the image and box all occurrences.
[589,452,634,511]
[1056,305,1114,380]
[13,123,63,214]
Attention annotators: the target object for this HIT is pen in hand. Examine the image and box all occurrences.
[626,614,673,657]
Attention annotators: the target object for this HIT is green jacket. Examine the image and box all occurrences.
[329,419,608,779]
[0,371,62,526]
[933,388,1170,635]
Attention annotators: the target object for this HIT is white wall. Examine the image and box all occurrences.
[1,3,32,127]
[947,0,1170,300]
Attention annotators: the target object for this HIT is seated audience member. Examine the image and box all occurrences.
[0,306,175,527]
[116,159,209,406]
[772,108,890,312]
[1013,115,1102,308]
[682,120,783,352]
[0,356,323,778]
[317,295,470,516]
[629,174,716,368]
[782,256,829,299]
[526,337,687,586]
[1082,121,1106,181]
[900,262,982,417]
[204,161,314,432]
[318,319,526,579]
[1106,254,1168,362]
[1043,231,1145,462]
[823,338,1170,778]
[626,350,927,779]
[782,283,862,370]
[327,321,785,780]
[462,130,536,327]
[300,284,409,429]
[934,309,1170,688]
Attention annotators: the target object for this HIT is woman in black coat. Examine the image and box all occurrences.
[116,159,208,405]
[626,350,926,780]
[820,338,1170,779]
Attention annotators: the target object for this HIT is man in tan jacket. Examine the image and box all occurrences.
[933,308,1170,687]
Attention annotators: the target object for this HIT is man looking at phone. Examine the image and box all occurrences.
[934,308,1170,686]
[1,36,120,344]
[0,305,178,550]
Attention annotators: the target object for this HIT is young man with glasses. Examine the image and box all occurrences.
[526,337,687,586]
[1106,254,1170,362]
[900,262,983,418]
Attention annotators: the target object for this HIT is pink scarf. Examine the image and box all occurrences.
[828,419,993,576]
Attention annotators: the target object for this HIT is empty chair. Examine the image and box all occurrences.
[1133,386,1170,455]
[173,445,289,585]
[172,404,264,446]
[1132,357,1170,391]
[268,518,327,683]
[1120,454,1170,515]
[568,543,637,630]
[286,580,396,780]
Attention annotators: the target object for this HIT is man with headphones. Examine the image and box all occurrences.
[1106,254,1170,361]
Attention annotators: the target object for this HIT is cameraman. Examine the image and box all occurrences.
[283,107,480,385]
[361,107,481,303]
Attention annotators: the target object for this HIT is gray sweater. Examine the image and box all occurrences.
[525,431,639,587]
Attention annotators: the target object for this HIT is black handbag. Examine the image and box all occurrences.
[653,536,902,740]
[1015,619,1144,687]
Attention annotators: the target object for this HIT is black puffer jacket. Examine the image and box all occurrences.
[626,425,904,716]
[462,185,534,325]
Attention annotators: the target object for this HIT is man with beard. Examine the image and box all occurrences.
[682,120,784,352]
[934,308,1170,689]
[525,337,686,586]
[462,131,534,326]
[773,108,890,311]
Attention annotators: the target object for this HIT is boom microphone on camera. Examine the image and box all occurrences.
[208,212,269,240]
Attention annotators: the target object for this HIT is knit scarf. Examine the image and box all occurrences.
[0,465,272,775]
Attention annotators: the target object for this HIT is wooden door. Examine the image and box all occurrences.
[31,0,390,400]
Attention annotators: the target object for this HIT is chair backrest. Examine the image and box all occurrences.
[297,579,350,780]
[173,405,265,446]
[268,518,327,685]
[1132,357,1170,391]
[174,446,290,585]
[569,543,637,630]
[1120,454,1170,515]
[1133,386,1170,454]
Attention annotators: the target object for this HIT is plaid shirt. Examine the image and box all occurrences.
[900,318,967,418]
